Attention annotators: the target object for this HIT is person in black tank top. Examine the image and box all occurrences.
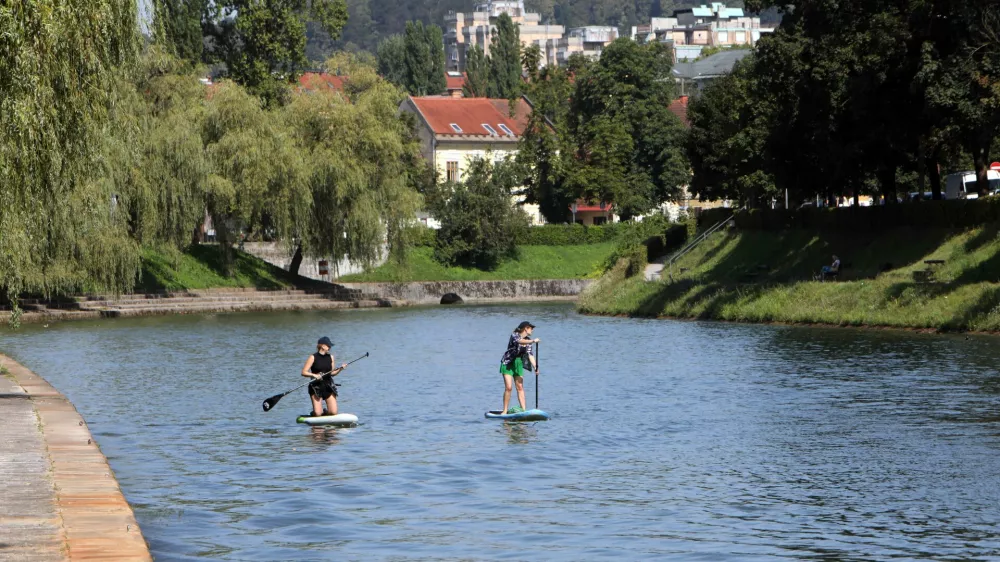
[301,336,348,417]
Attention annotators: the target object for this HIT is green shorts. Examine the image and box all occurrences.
[500,356,526,378]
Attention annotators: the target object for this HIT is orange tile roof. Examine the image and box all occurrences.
[409,96,531,138]
[573,200,613,212]
[298,72,347,92]
[669,95,690,127]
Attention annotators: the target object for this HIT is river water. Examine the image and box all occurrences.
[3,304,1000,560]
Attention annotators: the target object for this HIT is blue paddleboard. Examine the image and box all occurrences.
[485,409,550,421]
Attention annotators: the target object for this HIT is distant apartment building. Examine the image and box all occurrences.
[542,26,618,67]
[445,0,564,72]
[632,2,774,61]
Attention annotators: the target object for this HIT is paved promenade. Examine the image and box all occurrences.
[0,354,151,561]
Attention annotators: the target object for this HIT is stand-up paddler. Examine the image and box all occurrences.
[302,337,347,417]
[499,321,540,415]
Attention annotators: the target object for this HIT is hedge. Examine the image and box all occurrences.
[702,199,1000,232]
[517,223,626,245]
[409,223,627,247]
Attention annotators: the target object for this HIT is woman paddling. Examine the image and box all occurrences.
[499,321,540,414]
[302,337,347,417]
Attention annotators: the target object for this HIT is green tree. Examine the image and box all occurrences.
[376,34,408,88]
[430,157,528,269]
[426,24,447,95]
[487,13,522,101]
[404,21,433,95]
[207,0,348,106]
[463,45,490,97]
[153,0,208,64]
[687,56,775,206]
[518,64,576,222]
[567,38,688,219]
[0,0,142,320]
[284,63,423,273]
[522,43,542,82]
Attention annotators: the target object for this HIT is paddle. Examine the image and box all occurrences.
[534,342,539,410]
[261,352,369,412]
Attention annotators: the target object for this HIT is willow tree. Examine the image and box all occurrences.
[201,82,309,274]
[282,59,422,275]
[129,50,213,249]
[0,0,142,320]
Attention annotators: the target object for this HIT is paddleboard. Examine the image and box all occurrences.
[296,413,359,427]
[484,409,550,421]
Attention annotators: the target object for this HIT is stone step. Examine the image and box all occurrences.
[96,298,399,317]
[76,293,365,308]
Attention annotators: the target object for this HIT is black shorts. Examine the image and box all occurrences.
[308,375,339,399]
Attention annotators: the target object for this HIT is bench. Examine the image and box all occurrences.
[916,260,945,283]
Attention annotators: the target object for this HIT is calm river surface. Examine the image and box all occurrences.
[4,304,1000,560]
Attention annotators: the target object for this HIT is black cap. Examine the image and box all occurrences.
[317,336,334,348]
[516,321,535,332]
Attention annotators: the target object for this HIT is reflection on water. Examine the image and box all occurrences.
[501,422,538,444]
[306,426,346,446]
[4,305,1000,560]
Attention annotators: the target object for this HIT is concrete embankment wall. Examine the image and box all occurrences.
[242,242,384,282]
[339,279,593,305]
[0,354,152,560]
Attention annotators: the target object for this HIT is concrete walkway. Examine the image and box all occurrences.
[0,355,151,561]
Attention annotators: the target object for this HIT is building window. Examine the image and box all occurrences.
[498,124,515,136]
[482,124,498,136]
[450,123,463,133]
[446,161,459,183]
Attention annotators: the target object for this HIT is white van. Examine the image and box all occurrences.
[945,170,1000,199]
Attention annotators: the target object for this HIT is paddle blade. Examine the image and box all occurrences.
[262,394,283,412]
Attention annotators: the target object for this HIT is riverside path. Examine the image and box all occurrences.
[0,354,151,561]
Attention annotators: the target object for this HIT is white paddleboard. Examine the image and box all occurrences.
[296,413,359,427]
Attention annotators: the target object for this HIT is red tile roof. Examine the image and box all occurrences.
[298,72,347,92]
[573,200,613,212]
[669,95,690,127]
[409,96,531,138]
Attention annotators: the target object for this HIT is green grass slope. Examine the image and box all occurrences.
[579,226,1000,332]
[339,244,615,282]
[137,245,307,292]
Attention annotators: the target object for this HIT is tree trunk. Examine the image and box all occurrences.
[927,155,942,200]
[878,167,896,204]
[289,244,303,277]
[971,138,994,196]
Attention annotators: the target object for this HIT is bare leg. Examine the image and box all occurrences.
[310,394,324,417]
[325,396,338,415]
[514,377,526,411]
[502,375,513,414]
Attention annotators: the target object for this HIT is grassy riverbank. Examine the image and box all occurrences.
[138,242,613,290]
[339,243,614,282]
[136,245,304,292]
[579,226,1000,332]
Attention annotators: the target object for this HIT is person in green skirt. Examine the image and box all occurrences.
[499,321,540,414]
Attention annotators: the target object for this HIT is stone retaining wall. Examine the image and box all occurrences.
[0,354,152,560]
[339,279,593,305]
[242,242,384,281]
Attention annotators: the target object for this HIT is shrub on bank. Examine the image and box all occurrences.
[410,223,628,247]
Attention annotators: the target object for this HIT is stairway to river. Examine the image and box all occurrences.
[14,287,401,321]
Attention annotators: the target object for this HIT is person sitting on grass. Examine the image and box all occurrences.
[819,255,841,281]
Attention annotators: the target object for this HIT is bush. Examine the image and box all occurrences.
[407,225,438,247]
[603,216,688,276]
[430,158,529,270]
